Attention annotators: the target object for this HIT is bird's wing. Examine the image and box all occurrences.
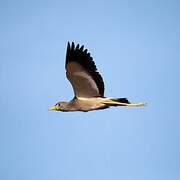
[65,42,105,98]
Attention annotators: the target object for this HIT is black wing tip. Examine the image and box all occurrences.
[66,42,95,69]
[66,41,105,97]
[67,42,85,52]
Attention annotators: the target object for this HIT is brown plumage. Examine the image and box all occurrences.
[50,42,145,112]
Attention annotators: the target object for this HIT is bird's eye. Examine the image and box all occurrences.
[56,103,60,106]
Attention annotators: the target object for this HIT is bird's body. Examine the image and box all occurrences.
[50,42,145,112]
[57,97,109,112]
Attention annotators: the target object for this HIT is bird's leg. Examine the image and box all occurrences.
[124,102,147,107]
[103,100,147,107]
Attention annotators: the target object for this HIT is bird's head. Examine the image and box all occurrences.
[49,102,68,111]
[49,102,61,111]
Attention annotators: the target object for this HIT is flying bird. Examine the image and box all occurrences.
[50,42,145,112]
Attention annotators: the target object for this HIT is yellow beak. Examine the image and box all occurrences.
[49,105,61,111]
[49,105,57,111]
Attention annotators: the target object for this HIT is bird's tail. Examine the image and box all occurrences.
[103,98,146,107]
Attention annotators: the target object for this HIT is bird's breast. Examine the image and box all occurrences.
[72,97,108,111]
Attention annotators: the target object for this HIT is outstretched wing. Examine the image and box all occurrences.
[65,42,105,98]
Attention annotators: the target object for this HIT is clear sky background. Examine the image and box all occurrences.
[0,0,180,180]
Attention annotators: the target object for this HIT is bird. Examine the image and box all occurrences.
[50,42,145,112]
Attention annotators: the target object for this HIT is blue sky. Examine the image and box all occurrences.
[0,0,180,179]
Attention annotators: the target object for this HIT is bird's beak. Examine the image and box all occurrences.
[49,105,58,111]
